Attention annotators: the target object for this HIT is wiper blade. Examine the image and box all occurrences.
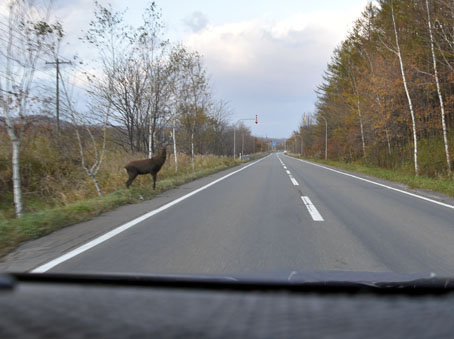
[6,272,454,295]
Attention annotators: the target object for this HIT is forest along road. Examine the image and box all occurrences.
[32,153,454,276]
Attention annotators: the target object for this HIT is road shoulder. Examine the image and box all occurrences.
[0,161,258,272]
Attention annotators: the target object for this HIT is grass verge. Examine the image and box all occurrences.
[288,154,454,198]
[0,155,264,259]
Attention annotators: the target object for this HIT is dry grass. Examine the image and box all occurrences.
[0,148,249,258]
[288,154,454,198]
[0,137,236,217]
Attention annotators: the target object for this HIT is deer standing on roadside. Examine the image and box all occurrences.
[124,147,167,190]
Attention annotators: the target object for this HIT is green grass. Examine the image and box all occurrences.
[288,154,454,198]
[0,156,265,259]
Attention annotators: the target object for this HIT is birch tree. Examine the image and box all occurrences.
[308,0,454,174]
[167,47,186,172]
[60,72,109,196]
[178,49,209,170]
[388,1,419,175]
[83,2,142,153]
[425,0,451,176]
[136,2,169,158]
[0,0,61,217]
[346,57,366,157]
[167,64,180,172]
[84,2,172,156]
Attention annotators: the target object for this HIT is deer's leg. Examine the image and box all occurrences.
[152,173,157,190]
[126,171,138,188]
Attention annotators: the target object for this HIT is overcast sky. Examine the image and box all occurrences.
[51,0,369,138]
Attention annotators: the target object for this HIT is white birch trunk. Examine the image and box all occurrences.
[191,131,195,171]
[90,174,103,197]
[60,72,108,196]
[73,123,104,197]
[357,96,366,157]
[172,125,178,172]
[3,1,33,217]
[11,136,23,217]
[3,5,22,218]
[349,65,366,157]
[377,95,392,156]
[392,3,419,176]
[4,112,23,217]
[148,115,153,159]
[426,0,451,175]
[386,129,392,156]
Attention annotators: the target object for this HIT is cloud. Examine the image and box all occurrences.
[184,8,362,137]
[0,2,8,17]
[184,11,209,33]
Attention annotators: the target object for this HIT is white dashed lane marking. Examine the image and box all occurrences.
[277,155,323,220]
[301,196,324,221]
[290,177,299,186]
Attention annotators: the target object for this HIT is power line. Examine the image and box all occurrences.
[0,25,57,61]
[59,68,94,88]
[0,23,120,93]
[0,26,95,85]
[0,36,93,94]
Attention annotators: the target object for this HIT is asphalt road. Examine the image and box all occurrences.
[25,153,454,276]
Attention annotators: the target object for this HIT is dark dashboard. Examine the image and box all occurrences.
[1,273,454,338]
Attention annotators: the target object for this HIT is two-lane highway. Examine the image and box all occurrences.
[32,153,454,276]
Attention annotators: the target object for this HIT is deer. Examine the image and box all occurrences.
[124,146,167,190]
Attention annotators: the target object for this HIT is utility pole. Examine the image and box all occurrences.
[295,134,303,156]
[241,133,244,159]
[46,58,71,134]
[300,133,304,156]
[233,115,258,159]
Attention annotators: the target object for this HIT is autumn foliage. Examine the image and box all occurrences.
[291,0,454,177]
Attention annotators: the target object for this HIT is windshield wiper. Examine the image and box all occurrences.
[4,272,454,295]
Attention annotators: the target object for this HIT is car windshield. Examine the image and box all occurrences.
[0,0,453,283]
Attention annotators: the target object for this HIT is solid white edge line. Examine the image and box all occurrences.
[301,196,324,221]
[286,155,454,210]
[31,155,271,273]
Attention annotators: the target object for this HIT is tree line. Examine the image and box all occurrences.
[0,1,263,217]
[289,0,454,177]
